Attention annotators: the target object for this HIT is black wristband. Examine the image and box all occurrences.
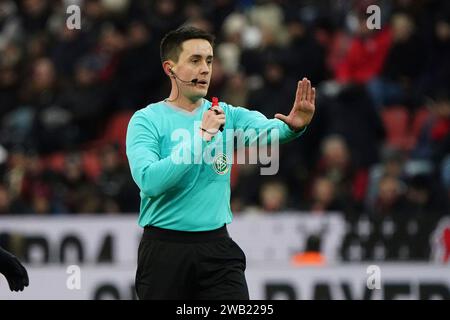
[200,127,219,135]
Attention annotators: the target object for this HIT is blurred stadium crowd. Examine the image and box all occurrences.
[0,0,448,226]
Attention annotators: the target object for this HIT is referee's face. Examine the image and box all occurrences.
[175,39,213,101]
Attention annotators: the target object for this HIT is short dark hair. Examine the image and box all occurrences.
[160,26,215,64]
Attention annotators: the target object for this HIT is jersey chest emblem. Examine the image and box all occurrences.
[212,153,229,175]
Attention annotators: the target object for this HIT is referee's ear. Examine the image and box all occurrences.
[163,61,174,78]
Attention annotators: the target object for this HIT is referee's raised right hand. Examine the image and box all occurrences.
[199,107,225,141]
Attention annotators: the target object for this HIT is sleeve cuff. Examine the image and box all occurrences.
[282,122,307,137]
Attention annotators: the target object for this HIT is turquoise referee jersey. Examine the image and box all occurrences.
[126,98,306,231]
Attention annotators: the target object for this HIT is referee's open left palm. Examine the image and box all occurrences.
[274,77,316,131]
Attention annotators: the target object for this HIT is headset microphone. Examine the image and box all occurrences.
[170,69,198,85]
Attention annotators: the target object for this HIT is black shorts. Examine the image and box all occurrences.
[135,224,249,300]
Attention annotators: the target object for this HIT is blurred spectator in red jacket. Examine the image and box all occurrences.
[335,15,392,84]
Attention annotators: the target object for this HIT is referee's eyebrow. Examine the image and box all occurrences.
[189,54,214,59]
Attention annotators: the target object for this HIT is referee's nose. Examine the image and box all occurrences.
[199,60,210,76]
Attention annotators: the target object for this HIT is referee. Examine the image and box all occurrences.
[126,26,316,300]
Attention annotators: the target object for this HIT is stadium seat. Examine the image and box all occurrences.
[99,110,135,158]
[82,150,102,180]
[381,106,411,150]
